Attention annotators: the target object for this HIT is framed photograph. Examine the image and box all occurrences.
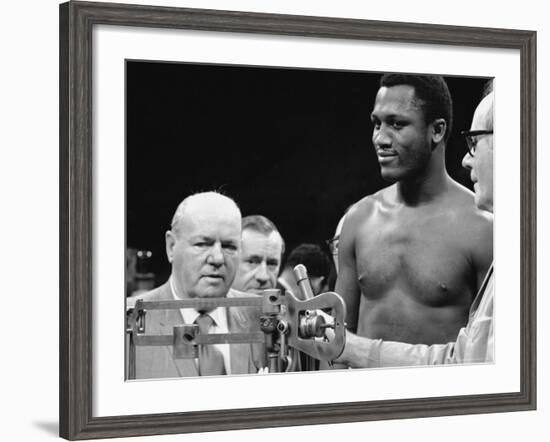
[59,0,536,439]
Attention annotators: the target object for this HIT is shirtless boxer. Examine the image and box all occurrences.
[337,74,493,345]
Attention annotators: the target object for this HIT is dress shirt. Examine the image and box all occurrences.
[169,277,231,375]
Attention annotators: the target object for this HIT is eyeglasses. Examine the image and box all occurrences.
[460,129,493,157]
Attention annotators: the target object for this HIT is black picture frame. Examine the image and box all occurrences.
[59,1,537,439]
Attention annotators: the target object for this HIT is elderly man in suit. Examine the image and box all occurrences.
[127,191,265,379]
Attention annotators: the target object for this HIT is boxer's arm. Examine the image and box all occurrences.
[335,215,361,334]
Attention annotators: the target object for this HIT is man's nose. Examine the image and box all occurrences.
[206,243,224,266]
[254,262,269,283]
[462,152,473,170]
[373,125,391,148]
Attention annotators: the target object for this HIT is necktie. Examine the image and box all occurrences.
[195,313,226,376]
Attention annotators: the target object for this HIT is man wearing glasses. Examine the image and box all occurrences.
[331,84,495,367]
[335,74,493,354]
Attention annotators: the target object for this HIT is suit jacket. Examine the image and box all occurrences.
[127,282,266,379]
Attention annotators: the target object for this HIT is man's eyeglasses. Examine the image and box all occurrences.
[460,129,493,157]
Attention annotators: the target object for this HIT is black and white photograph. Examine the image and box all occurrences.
[125,62,494,379]
[53,1,539,441]
[4,0,548,439]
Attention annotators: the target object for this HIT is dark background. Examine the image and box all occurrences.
[126,60,488,284]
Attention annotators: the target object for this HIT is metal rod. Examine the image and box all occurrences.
[293,264,315,300]
[133,332,265,346]
[135,297,264,310]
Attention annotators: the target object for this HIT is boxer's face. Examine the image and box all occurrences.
[371,85,435,182]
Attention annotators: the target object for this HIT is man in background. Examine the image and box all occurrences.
[232,215,284,295]
[277,243,332,299]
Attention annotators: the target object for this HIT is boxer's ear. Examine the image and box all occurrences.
[431,118,447,147]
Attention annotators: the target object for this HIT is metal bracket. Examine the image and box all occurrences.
[173,324,199,359]
[262,289,346,362]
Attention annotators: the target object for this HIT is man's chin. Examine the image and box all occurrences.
[475,194,493,213]
[194,287,230,298]
[379,167,400,183]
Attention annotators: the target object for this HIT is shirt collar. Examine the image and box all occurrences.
[169,276,225,326]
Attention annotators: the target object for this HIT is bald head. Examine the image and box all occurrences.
[171,192,241,238]
[166,192,242,299]
[473,92,494,132]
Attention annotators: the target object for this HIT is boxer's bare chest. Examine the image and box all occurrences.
[355,204,473,307]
